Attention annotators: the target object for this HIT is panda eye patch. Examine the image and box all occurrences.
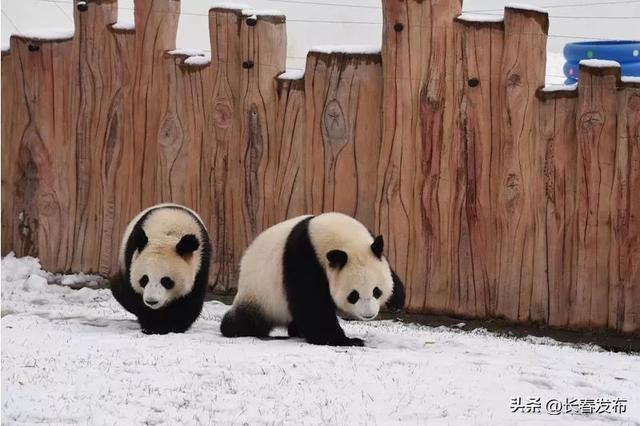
[160,277,175,290]
[139,275,149,288]
[373,287,382,299]
[347,290,360,304]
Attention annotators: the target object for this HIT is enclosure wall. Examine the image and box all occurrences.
[2,0,639,333]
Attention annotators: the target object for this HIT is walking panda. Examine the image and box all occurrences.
[110,203,211,334]
[221,213,405,346]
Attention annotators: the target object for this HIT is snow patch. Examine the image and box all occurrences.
[208,2,251,12]
[2,254,639,424]
[111,18,135,31]
[309,44,381,55]
[622,75,640,83]
[541,83,578,92]
[505,3,549,14]
[183,53,212,66]
[278,69,305,80]
[1,253,47,283]
[457,13,504,23]
[23,275,49,292]
[55,272,105,288]
[14,27,74,41]
[168,48,207,57]
[242,9,285,18]
[580,59,621,68]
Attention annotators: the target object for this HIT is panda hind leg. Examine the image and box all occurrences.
[220,303,272,338]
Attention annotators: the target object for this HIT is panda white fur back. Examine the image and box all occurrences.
[222,212,405,346]
[233,216,309,326]
[110,203,211,334]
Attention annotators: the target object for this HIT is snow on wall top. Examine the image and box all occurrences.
[541,83,578,93]
[183,53,212,67]
[621,76,640,83]
[278,69,305,80]
[309,44,381,55]
[505,3,549,14]
[207,2,251,11]
[207,3,284,17]
[111,18,135,31]
[456,13,504,23]
[242,9,285,18]
[13,27,74,41]
[168,48,207,57]
[580,59,621,68]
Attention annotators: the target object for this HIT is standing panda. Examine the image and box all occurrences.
[110,203,211,334]
[221,213,405,346]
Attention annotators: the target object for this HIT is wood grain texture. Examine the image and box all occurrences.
[619,86,640,332]
[494,7,548,322]
[238,13,287,243]
[1,0,638,334]
[107,20,136,274]
[575,64,618,328]
[378,0,464,314]
[73,0,120,274]
[132,0,180,208]
[8,36,79,269]
[537,91,578,329]
[453,18,505,318]
[304,52,382,229]
[1,51,16,255]
[274,77,306,221]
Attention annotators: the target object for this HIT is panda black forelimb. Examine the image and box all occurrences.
[386,268,406,313]
[284,218,365,347]
[109,272,146,316]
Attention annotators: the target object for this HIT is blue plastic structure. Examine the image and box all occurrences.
[563,40,640,84]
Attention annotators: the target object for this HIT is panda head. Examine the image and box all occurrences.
[325,234,394,321]
[310,214,395,321]
[129,227,201,310]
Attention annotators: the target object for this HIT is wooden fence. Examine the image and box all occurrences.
[2,0,639,334]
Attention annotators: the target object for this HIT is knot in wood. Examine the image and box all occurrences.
[468,78,479,87]
[322,100,347,142]
[77,2,88,12]
[580,111,603,130]
[213,99,233,129]
[394,22,404,32]
[38,193,58,217]
[158,115,182,154]
[504,173,521,208]
[28,44,40,52]
[246,17,257,26]
[242,60,254,69]
[507,74,521,87]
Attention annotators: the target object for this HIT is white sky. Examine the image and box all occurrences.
[1,0,639,71]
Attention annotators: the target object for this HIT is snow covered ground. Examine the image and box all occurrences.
[2,253,638,425]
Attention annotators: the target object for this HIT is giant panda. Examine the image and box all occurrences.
[221,213,405,346]
[110,203,211,334]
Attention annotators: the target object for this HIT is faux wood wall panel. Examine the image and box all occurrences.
[2,0,639,333]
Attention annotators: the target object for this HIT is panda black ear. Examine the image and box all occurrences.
[176,234,199,256]
[134,227,148,252]
[371,235,384,258]
[326,250,348,269]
